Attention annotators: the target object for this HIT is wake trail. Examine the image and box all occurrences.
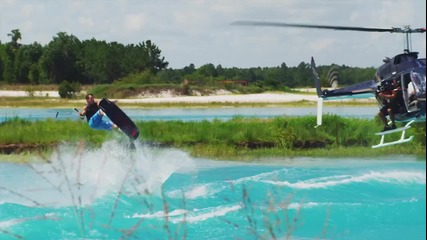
[261,171,426,189]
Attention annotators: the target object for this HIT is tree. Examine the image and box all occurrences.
[1,44,15,83]
[105,41,126,82]
[80,39,109,84]
[140,40,168,74]
[7,29,22,50]
[39,32,82,84]
[216,64,224,77]
[182,64,196,75]
[264,67,284,88]
[11,43,42,83]
[292,61,311,87]
[1,29,23,83]
[58,80,81,98]
[198,63,217,77]
[0,42,4,82]
[157,68,182,83]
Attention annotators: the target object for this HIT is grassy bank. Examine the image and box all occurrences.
[1,116,425,161]
[139,116,426,159]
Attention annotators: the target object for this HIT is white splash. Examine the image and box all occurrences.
[2,140,195,207]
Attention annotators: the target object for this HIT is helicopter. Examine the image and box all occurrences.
[232,21,426,148]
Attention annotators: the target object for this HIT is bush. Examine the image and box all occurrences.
[58,80,81,98]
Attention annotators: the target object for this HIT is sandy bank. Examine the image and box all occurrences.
[117,93,320,104]
[0,90,60,97]
[1,90,375,105]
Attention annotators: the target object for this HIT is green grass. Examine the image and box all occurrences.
[1,116,425,162]
[0,118,109,145]
[137,115,426,159]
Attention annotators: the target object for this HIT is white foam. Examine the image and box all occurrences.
[130,204,242,224]
[0,215,58,229]
[261,171,426,189]
[131,209,189,219]
[177,205,242,223]
[0,219,16,229]
[184,185,210,199]
[167,183,226,200]
[167,185,209,200]
[231,168,286,185]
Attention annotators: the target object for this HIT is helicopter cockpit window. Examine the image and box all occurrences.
[394,56,402,65]
[394,54,418,65]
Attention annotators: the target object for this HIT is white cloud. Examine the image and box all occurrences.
[349,11,360,23]
[309,38,336,52]
[0,0,425,68]
[0,0,17,6]
[21,4,34,17]
[123,14,146,32]
[79,17,95,28]
[70,0,84,10]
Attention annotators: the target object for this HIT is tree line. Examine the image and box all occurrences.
[0,29,376,89]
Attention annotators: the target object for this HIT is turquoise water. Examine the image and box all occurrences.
[0,141,425,239]
[0,106,378,122]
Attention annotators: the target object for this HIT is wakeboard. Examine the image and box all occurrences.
[99,98,139,140]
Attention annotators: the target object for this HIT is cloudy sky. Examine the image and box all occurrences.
[0,0,425,69]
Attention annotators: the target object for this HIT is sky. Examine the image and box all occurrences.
[0,0,425,69]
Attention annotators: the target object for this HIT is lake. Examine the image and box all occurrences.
[0,142,425,239]
[0,106,378,122]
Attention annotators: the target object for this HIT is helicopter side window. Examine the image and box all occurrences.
[408,83,416,100]
[403,73,411,88]
[406,82,418,111]
[411,70,426,93]
[403,70,426,112]
[400,73,415,112]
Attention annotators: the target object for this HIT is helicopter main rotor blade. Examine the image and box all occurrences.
[413,28,426,33]
[232,21,402,33]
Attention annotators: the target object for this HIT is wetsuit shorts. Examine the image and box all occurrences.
[88,110,114,130]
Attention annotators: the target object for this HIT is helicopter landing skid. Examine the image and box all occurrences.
[372,120,415,148]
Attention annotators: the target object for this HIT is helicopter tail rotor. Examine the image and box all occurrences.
[327,65,340,89]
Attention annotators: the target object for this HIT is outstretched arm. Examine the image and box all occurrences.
[76,106,87,120]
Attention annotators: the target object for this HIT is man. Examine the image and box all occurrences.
[78,93,117,130]
[377,80,402,131]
